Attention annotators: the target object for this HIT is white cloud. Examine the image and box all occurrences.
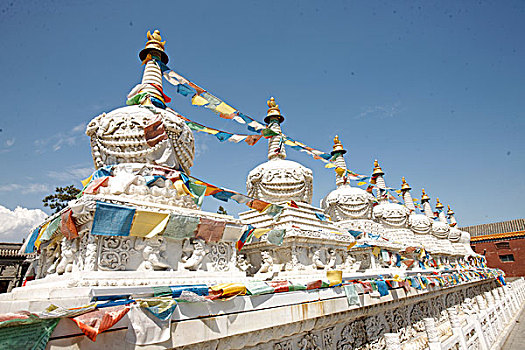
[47,166,94,182]
[355,103,402,119]
[0,205,48,242]
[34,122,87,152]
[0,183,51,194]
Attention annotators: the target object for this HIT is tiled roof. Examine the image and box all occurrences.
[470,230,525,242]
[460,219,525,237]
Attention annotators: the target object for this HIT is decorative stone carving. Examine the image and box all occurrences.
[86,105,195,173]
[209,242,230,271]
[258,251,274,274]
[181,239,207,271]
[135,237,172,271]
[337,319,367,349]
[247,158,313,204]
[56,238,78,275]
[98,236,133,271]
[297,332,320,350]
[311,249,325,270]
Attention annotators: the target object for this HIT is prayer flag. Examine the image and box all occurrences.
[348,230,363,238]
[215,102,236,116]
[71,305,130,342]
[129,211,169,238]
[315,213,327,221]
[289,200,299,208]
[264,204,283,219]
[176,84,194,97]
[162,214,199,240]
[236,225,255,250]
[228,135,247,143]
[245,281,274,295]
[60,209,78,240]
[91,202,135,237]
[191,94,209,106]
[144,117,168,147]
[327,270,342,286]
[83,176,109,195]
[247,199,271,212]
[24,227,40,253]
[376,280,389,296]
[252,228,271,239]
[81,174,93,187]
[267,229,286,246]
[267,280,289,293]
[209,283,246,299]
[39,216,61,243]
[372,246,381,257]
[215,131,232,142]
[344,284,360,306]
[34,221,50,249]
[222,224,245,242]
[245,134,262,146]
[195,218,226,242]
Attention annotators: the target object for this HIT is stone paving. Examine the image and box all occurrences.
[502,303,525,350]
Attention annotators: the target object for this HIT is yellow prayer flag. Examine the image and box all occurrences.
[284,140,297,146]
[130,211,169,238]
[191,94,209,106]
[34,222,50,249]
[347,242,357,250]
[325,163,336,169]
[210,283,247,297]
[335,167,346,176]
[357,181,367,186]
[215,102,237,115]
[201,127,219,135]
[419,248,426,259]
[174,180,193,197]
[395,190,402,194]
[252,228,271,238]
[81,174,93,187]
[372,246,381,257]
[327,270,342,286]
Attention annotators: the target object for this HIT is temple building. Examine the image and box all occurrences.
[0,30,521,350]
[462,219,525,277]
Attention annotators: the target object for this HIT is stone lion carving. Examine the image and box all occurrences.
[181,239,207,271]
[135,237,172,271]
[86,105,194,173]
[247,158,313,204]
[258,251,274,274]
[321,185,375,221]
[373,203,410,228]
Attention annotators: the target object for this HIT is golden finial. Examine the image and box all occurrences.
[435,197,444,209]
[447,205,454,216]
[401,177,411,191]
[372,159,384,176]
[421,188,430,201]
[264,97,284,124]
[331,135,347,155]
[139,29,169,64]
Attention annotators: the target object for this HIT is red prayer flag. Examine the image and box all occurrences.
[245,135,262,146]
[70,305,130,342]
[289,200,299,208]
[268,280,290,293]
[83,177,109,195]
[306,280,322,290]
[60,209,78,240]
[144,117,168,147]
[247,199,270,212]
[196,218,226,243]
[149,83,172,103]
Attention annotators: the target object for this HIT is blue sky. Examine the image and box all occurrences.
[0,1,524,241]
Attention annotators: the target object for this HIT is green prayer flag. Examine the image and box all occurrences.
[40,217,61,242]
[245,281,275,295]
[344,284,360,306]
[162,214,199,240]
[186,122,205,131]
[152,286,173,298]
[288,283,307,291]
[188,181,207,206]
[0,318,59,350]
[267,229,285,246]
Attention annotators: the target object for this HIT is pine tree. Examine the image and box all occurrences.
[42,185,81,213]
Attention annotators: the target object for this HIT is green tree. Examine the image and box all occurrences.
[42,185,81,213]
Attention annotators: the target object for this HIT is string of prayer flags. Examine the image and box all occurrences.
[91,202,135,237]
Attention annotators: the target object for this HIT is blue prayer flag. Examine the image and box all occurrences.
[177,84,194,97]
[91,202,135,236]
[215,132,232,142]
[25,227,40,253]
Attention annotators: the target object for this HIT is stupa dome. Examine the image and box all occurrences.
[322,184,374,221]
[448,227,462,242]
[432,221,450,239]
[86,105,194,173]
[373,202,410,228]
[408,213,432,235]
[247,158,313,204]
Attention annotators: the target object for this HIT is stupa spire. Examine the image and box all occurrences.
[435,198,448,223]
[331,135,348,187]
[265,97,286,160]
[371,159,388,202]
[400,177,416,212]
[130,30,169,106]
[421,188,434,218]
[447,205,457,227]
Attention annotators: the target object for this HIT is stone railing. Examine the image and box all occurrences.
[384,278,525,350]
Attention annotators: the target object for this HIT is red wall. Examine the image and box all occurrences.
[471,237,525,277]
